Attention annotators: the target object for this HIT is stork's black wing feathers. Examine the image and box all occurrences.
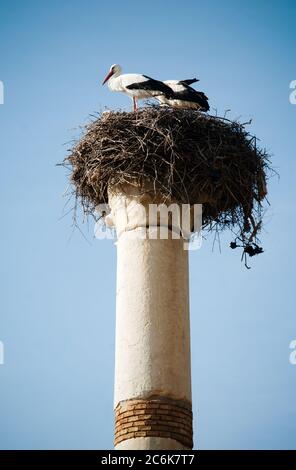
[179,78,199,86]
[126,75,174,98]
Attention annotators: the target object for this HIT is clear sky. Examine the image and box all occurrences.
[0,0,295,450]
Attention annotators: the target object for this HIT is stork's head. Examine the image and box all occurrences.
[102,64,122,85]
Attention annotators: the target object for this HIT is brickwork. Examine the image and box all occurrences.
[114,397,193,448]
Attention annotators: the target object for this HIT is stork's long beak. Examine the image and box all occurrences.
[102,70,114,85]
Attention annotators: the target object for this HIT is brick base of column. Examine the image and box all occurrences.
[114,396,193,449]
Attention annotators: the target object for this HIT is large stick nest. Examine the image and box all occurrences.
[63,107,272,266]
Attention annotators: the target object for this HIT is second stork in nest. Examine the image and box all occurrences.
[156,78,209,111]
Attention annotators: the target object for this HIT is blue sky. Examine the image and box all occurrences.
[0,0,295,449]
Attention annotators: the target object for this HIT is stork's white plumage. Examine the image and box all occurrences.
[102,64,174,111]
[157,79,209,111]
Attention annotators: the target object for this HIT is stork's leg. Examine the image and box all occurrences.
[133,97,137,112]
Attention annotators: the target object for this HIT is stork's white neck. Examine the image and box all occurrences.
[108,69,122,92]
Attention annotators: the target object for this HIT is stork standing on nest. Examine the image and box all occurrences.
[156,78,209,111]
[102,64,174,111]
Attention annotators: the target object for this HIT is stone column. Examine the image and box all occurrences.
[107,183,193,450]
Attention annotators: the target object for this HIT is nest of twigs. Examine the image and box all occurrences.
[62,106,272,267]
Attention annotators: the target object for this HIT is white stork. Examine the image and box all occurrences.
[156,78,209,111]
[102,64,174,111]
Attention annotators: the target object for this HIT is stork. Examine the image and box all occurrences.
[156,78,209,111]
[102,64,174,111]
